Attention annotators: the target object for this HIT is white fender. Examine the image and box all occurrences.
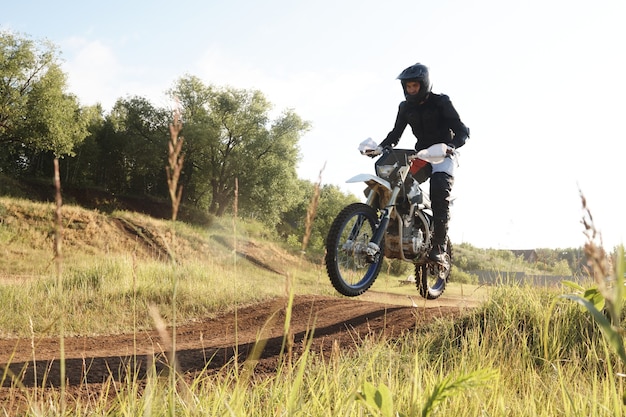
[346,174,391,191]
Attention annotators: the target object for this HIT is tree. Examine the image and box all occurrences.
[0,32,89,175]
[166,76,216,208]
[168,77,310,224]
[233,107,309,224]
[58,104,105,186]
[279,181,360,252]
[81,97,170,194]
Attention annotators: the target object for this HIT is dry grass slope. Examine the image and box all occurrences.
[0,196,304,279]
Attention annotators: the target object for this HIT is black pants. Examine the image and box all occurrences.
[429,172,454,247]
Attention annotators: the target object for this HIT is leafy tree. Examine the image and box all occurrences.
[111,97,170,195]
[311,184,360,250]
[169,76,310,224]
[233,107,308,224]
[59,105,106,186]
[535,247,585,275]
[167,76,217,208]
[280,181,359,253]
[0,31,89,175]
[70,97,170,195]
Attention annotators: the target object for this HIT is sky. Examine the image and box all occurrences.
[3,0,625,250]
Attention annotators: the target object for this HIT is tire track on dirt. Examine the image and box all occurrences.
[0,294,466,388]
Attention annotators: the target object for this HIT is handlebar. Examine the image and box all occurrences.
[362,144,455,163]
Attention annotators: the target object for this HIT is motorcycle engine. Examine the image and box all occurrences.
[384,213,425,259]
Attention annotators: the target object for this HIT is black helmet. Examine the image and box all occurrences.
[397,63,431,103]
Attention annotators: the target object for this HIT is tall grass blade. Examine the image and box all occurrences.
[287,327,315,415]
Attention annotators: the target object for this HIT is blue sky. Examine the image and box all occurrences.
[3,0,625,250]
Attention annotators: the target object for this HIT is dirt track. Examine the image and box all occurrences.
[0,292,476,393]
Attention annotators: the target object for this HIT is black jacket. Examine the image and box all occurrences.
[379,93,469,151]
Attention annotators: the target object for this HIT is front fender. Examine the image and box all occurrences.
[346,174,391,192]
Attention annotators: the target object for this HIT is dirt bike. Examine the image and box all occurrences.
[324,141,453,300]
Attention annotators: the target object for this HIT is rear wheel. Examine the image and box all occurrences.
[325,203,383,296]
[416,238,452,299]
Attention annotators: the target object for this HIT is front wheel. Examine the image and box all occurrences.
[325,203,383,297]
[416,238,452,299]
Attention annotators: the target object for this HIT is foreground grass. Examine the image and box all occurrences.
[2,284,624,416]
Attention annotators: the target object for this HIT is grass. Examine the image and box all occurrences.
[0,196,333,336]
[6,284,622,416]
[0,251,326,338]
[1,193,625,415]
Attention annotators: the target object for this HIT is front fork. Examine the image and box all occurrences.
[364,184,403,262]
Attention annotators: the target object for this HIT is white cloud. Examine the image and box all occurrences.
[61,38,121,109]
[61,37,173,111]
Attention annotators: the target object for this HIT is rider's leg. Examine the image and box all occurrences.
[429,172,454,262]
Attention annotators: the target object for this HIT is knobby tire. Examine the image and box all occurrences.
[325,203,383,297]
[415,237,452,299]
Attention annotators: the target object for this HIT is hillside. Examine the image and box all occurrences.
[0,193,304,281]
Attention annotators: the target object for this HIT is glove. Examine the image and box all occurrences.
[362,146,383,158]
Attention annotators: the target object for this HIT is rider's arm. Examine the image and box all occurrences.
[439,95,469,149]
[378,102,408,149]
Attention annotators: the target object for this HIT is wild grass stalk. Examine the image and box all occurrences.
[301,163,324,253]
[169,265,179,417]
[52,158,66,414]
[166,104,184,222]
[232,177,240,373]
[559,193,626,415]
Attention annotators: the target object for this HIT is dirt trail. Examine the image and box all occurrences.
[0,292,475,390]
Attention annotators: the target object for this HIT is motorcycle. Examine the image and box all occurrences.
[324,140,453,300]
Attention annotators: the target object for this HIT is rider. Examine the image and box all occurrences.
[377,63,469,264]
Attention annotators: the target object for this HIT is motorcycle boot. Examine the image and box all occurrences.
[428,172,453,264]
[428,217,448,263]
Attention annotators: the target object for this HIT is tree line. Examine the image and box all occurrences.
[0,31,357,253]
